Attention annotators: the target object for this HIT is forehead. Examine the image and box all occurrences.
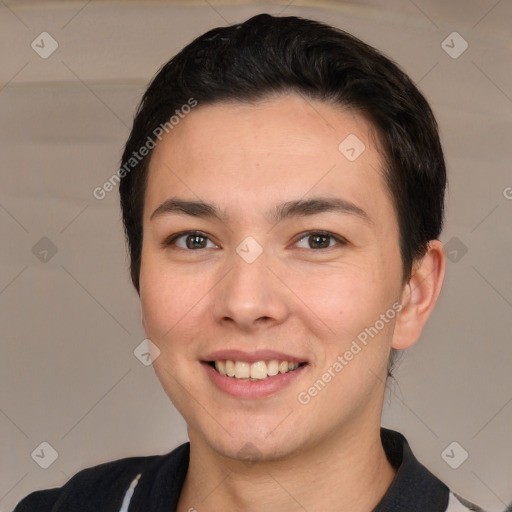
[144,94,392,227]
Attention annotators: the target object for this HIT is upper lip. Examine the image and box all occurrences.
[203,349,308,364]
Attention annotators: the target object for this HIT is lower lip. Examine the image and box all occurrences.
[202,362,308,399]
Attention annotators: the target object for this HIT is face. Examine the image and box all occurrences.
[139,93,405,462]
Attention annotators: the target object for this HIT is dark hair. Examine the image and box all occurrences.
[119,14,446,375]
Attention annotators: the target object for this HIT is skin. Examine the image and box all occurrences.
[139,93,446,511]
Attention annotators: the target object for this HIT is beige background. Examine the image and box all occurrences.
[1,0,511,510]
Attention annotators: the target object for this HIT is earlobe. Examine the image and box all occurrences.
[391,240,446,350]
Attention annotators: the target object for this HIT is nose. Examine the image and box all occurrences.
[211,245,290,333]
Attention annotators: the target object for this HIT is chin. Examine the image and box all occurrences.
[211,435,302,464]
[189,414,311,465]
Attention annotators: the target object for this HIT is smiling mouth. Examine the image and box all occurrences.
[208,360,307,381]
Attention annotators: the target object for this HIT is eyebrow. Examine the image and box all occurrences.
[150,196,372,226]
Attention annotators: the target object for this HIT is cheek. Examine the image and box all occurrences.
[303,265,400,376]
[299,265,389,332]
[139,256,209,343]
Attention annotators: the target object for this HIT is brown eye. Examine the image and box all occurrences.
[295,231,347,250]
[184,234,208,249]
[163,231,217,250]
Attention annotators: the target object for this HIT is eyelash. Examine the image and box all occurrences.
[162,230,348,251]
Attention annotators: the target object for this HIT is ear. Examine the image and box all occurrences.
[392,239,446,350]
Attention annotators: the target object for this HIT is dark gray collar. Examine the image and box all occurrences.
[373,428,449,511]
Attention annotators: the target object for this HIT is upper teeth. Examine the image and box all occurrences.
[214,360,301,380]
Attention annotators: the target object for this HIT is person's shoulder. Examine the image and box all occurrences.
[12,454,157,512]
[12,443,189,512]
[379,428,490,512]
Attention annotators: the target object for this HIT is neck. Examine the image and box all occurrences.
[177,422,396,512]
